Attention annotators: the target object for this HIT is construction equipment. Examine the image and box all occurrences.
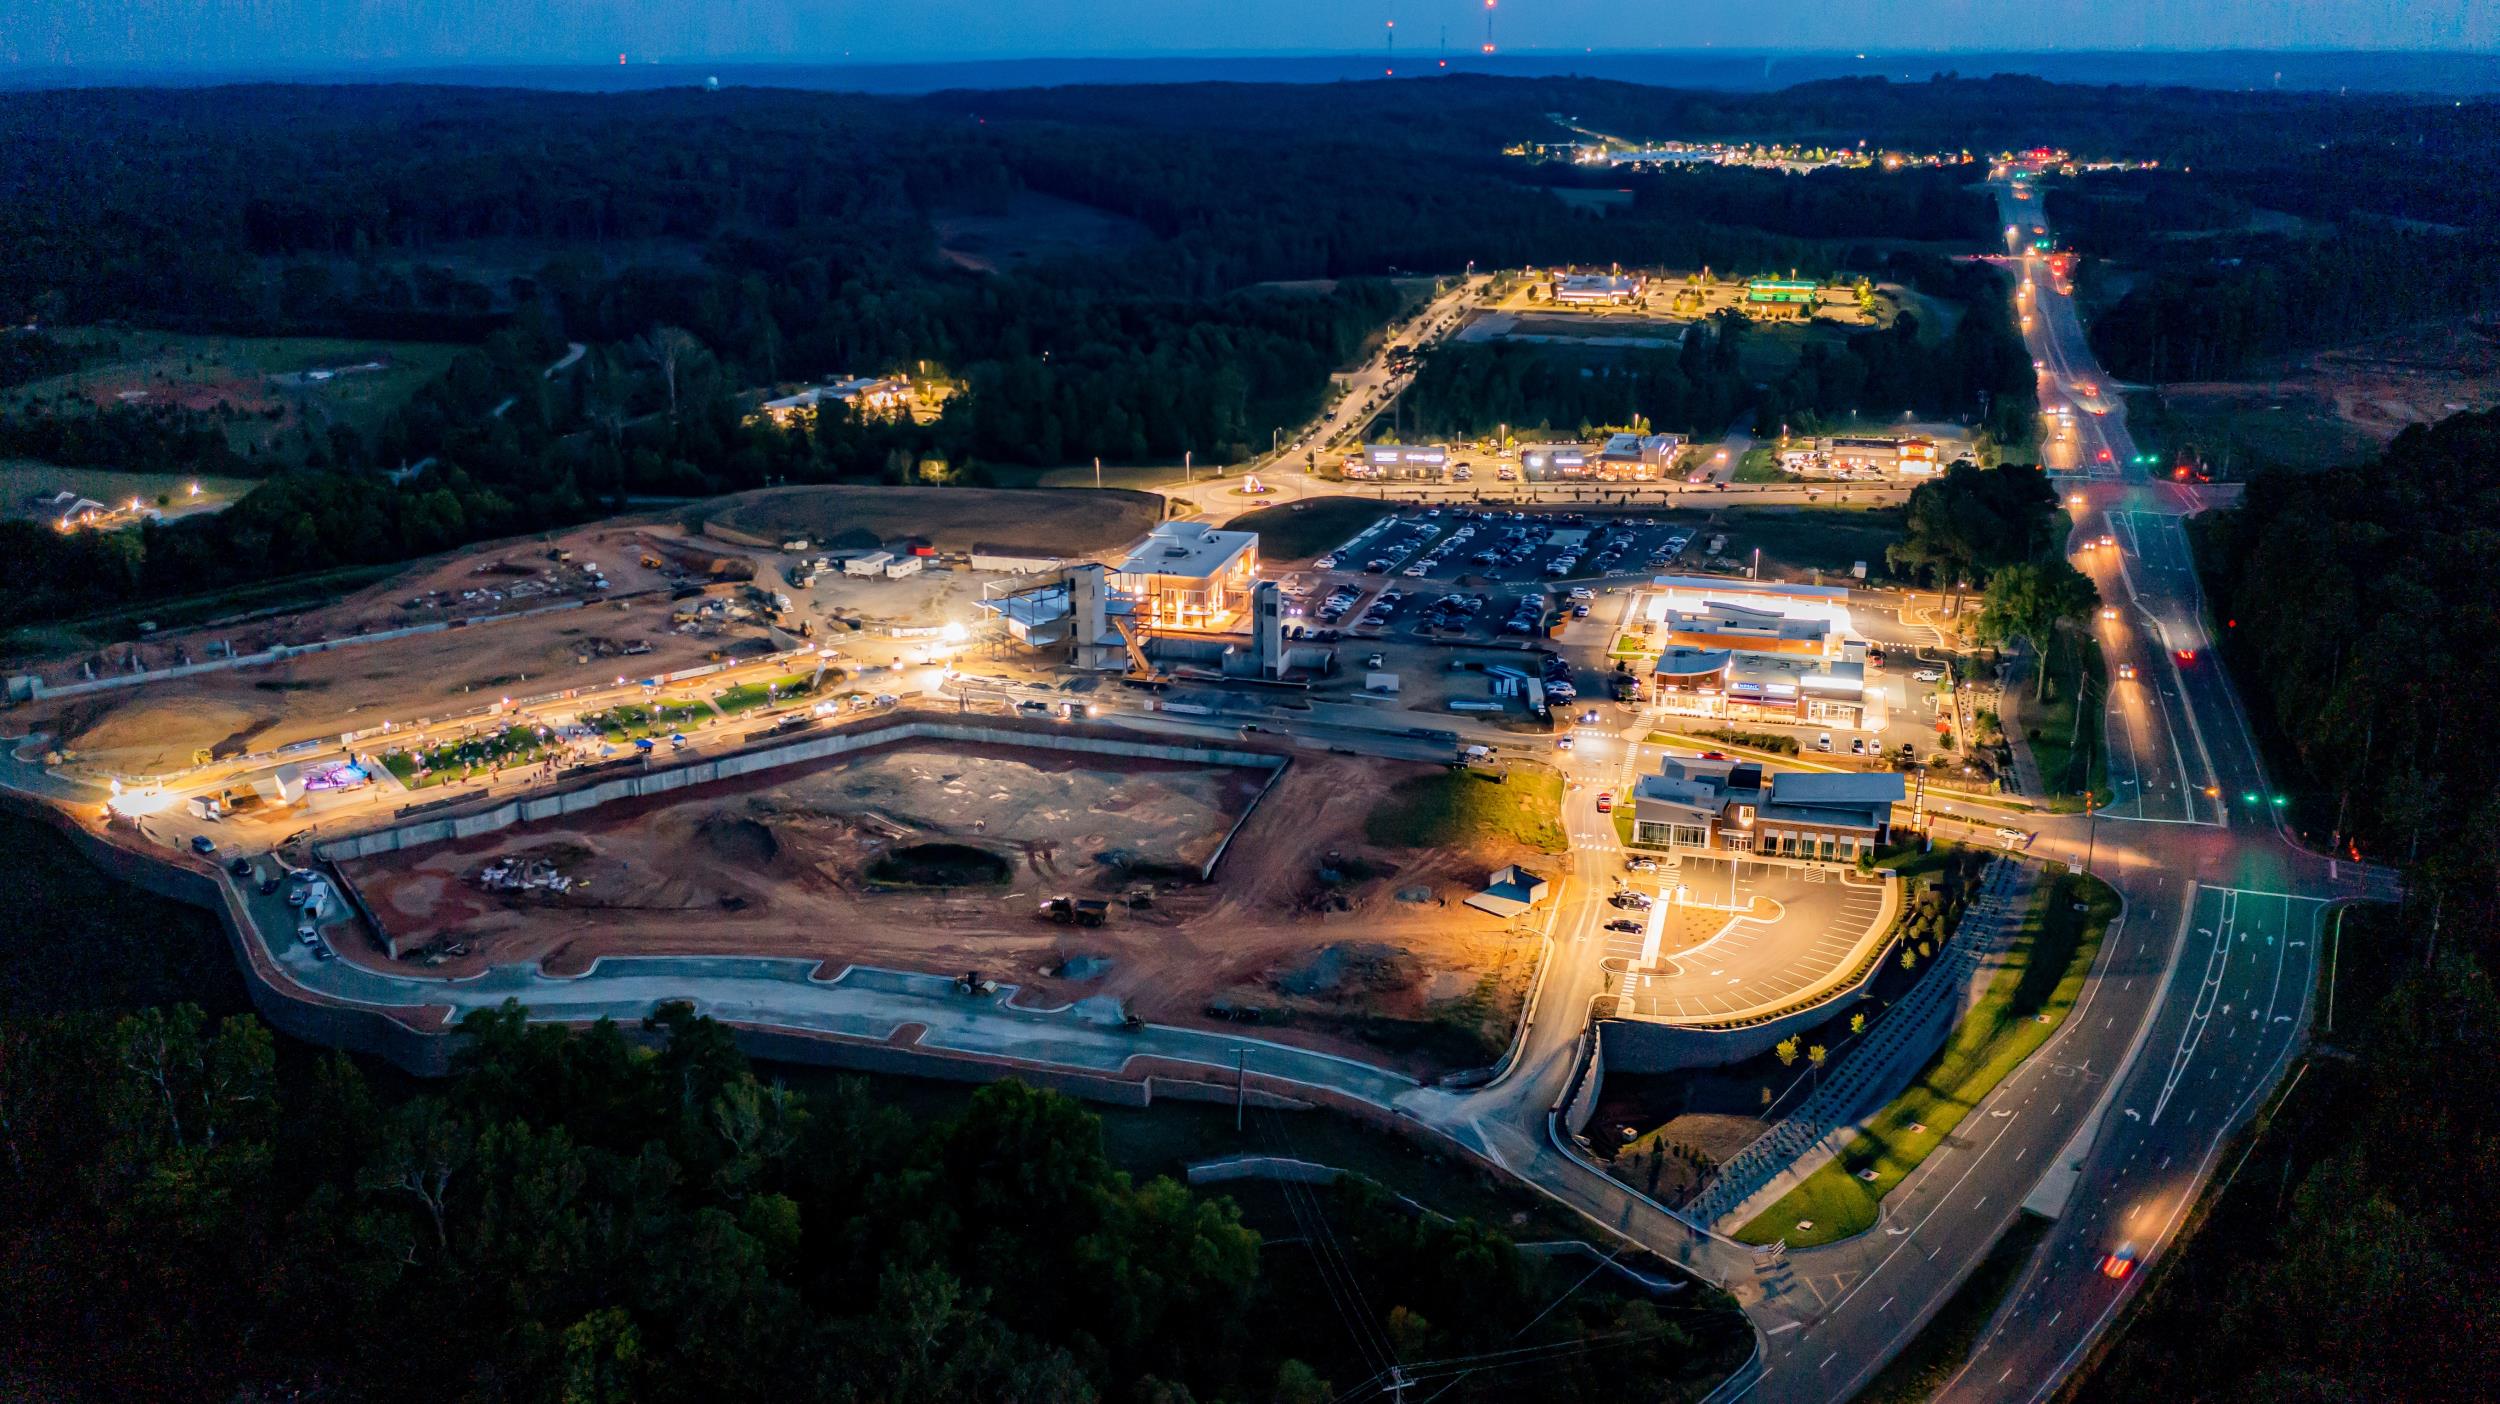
[1111,615,1168,686]
[1039,896,1110,927]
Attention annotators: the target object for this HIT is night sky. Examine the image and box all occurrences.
[1,0,2490,68]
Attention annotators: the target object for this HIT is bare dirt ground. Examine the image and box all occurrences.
[1606,1113,1770,1209]
[705,485,1165,560]
[2162,316,2500,450]
[20,520,771,773]
[336,739,1548,1078]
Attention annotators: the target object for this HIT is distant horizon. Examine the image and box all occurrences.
[6,46,2499,98]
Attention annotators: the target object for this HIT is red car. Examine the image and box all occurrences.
[2099,1242,2139,1280]
[1594,792,1614,813]
[2176,648,2197,663]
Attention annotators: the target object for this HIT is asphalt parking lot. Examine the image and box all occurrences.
[1609,856,1893,1022]
[1314,507,1698,588]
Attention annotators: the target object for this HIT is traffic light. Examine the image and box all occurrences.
[2270,795,2289,808]
[2242,791,2260,805]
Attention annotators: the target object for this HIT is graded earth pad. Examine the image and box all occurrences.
[334,732,1551,1078]
[16,520,769,773]
[704,484,1165,558]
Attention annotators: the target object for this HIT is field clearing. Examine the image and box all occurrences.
[2125,388,2385,475]
[705,484,1166,559]
[1736,320,1851,381]
[1365,768,1567,854]
[1223,496,1395,561]
[933,190,1152,274]
[2142,317,2500,473]
[0,462,259,520]
[1,329,463,464]
[334,738,1547,1077]
[1707,504,1907,577]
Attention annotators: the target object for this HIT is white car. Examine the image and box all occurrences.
[1555,736,1575,750]
[1912,669,1944,683]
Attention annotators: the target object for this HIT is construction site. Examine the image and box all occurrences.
[326,722,1549,1076]
[10,482,1573,1075]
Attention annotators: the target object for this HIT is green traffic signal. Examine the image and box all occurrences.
[2271,795,2289,807]
[2242,791,2260,804]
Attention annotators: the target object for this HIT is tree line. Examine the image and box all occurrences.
[0,997,1737,1402]
[2085,229,2500,382]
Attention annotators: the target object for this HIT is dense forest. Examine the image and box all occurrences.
[2082,228,2499,381]
[0,74,2484,627]
[0,997,1738,1402]
[2043,130,2500,382]
[2082,409,2500,1400]
[0,78,2020,631]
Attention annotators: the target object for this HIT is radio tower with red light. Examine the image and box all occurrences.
[1482,0,1498,54]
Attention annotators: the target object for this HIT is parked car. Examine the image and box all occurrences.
[190,835,217,856]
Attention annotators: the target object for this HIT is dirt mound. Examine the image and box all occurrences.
[1271,941,1421,998]
[695,812,780,866]
[58,695,272,769]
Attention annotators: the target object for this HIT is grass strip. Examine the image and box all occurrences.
[1365,767,1567,853]
[1737,870,2119,1246]
[2023,623,2109,810]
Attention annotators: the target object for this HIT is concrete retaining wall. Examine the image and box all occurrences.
[314,720,1287,869]
[0,793,456,1075]
[1595,931,1902,1074]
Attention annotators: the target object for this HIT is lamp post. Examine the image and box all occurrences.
[2082,789,2098,878]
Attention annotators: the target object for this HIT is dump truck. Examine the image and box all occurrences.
[1039,896,1111,928]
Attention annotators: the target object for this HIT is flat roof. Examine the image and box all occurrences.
[1115,521,1257,580]
[1557,273,1643,291]
[1767,771,1905,805]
